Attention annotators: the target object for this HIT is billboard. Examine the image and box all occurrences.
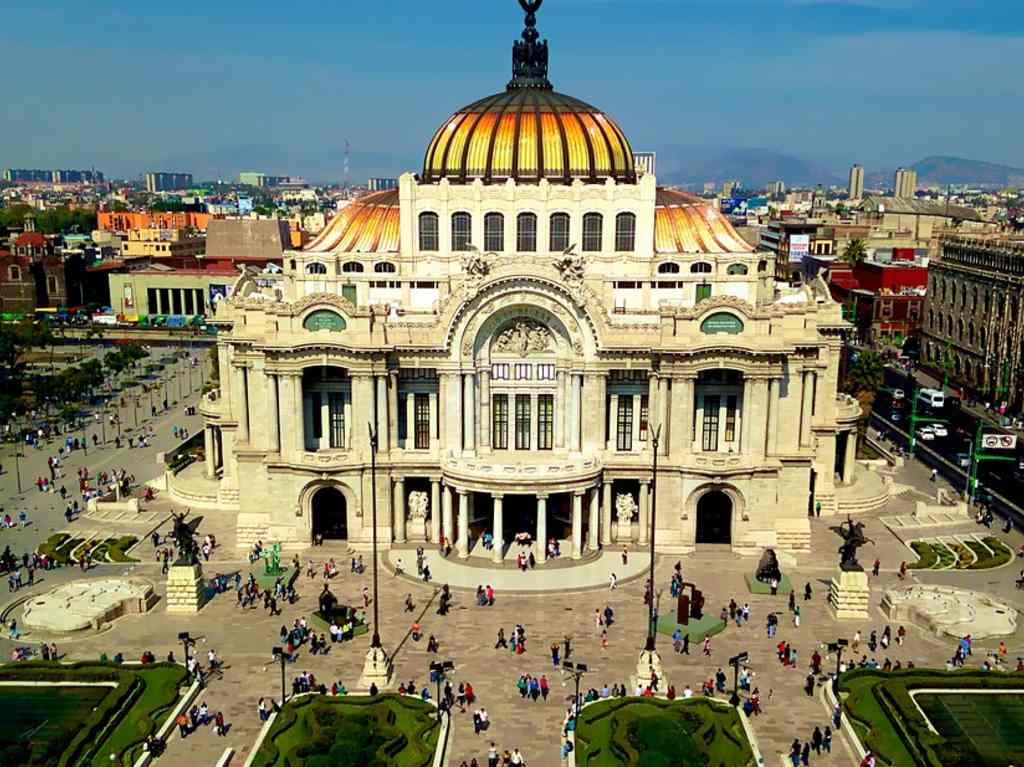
[982,434,1017,450]
[789,234,810,263]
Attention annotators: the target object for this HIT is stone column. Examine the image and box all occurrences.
[741,381,755,456]
[800,371,815,447]
[376,375,389,452]
[405,391,416,450]
[430,479,441,544]
[536,494,547,563]
[844,430,858,484]
[572,491,584,559]
[456,489,470,557]
[638,481,650,545]
[290,374,305,455]
[669,376,695,454]
[343,392,353,449]
[631,393,642,450]
[767,377,780,456]
[443,373,461,452]
[657,376,669,455]
[555,371,567,448]
[427,392,438,452]
[570,373,583,452]
[529,393,539,451]
[647,375,658,450]
[583,374,607,451]
[235,366,250,443]
[351,375,374,453]
[752,378,770,457]
[492,494,504,563]
[320,394,330,451]
[393,477,406,543]
[268,373,280,454]
[588,486,599,551]
[204,427,215,477]
[608,393,619,451]
[601,479,613,545]
[463,373,476,452]
[479,370,491,448]
[388,371,399,451]
[442,484,454,545]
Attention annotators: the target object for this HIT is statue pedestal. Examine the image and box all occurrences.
[407,517,427,542]
[166,563,205,614]
[829,569,870,620]
[629,648,667,694]
[358,645,394,691]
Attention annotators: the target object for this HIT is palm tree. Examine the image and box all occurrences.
[841,238,868,268]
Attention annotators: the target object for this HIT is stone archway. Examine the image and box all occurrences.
[695,489,733,544]
[311,485,348,541]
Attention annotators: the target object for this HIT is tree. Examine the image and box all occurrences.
[843,349,885,423]
[841,238,868,268]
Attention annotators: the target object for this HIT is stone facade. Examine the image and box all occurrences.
[922,236,1024,408]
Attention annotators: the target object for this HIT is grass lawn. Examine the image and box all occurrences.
[840,669,1024,767]
[908,541,939,570]
[743,572,793,595]
[0,661,188,767]
[36,534,138,564]
[574,697,756,767]
[249,693,440,767]
[655,613,726,645]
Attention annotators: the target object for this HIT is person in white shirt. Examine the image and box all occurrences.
[683,685,693,698]
[510,748,524,765]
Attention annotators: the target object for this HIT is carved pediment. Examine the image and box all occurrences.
[279,292,357,318]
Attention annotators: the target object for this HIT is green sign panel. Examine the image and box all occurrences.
[303,310,347,332]
[700,312,744,335]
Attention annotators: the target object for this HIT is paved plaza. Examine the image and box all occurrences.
[2,383,1024,766]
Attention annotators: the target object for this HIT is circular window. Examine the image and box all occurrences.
[303,310,347,332]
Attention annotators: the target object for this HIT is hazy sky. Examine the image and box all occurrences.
[3,0,1021,182]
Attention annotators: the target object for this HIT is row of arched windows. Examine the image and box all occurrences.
[418,211,637,253]
[305,261,396,275]
[929,308,989,350]
[656,261,764,275]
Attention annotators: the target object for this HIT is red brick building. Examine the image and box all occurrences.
[827,253,928,344]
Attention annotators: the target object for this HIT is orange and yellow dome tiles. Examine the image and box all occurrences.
[304,189,401,254]
[422,90,635,185]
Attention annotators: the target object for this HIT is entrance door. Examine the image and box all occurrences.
[311,486,348,541]
[695,490,732,544]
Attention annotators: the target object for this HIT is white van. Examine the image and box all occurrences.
[916,388,944,410]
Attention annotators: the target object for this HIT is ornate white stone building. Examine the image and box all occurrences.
[192,3,860,561]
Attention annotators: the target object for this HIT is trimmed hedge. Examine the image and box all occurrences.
[0,661,187,767]
[249,694,439,767]
[907,541,938,570]
[839,669,1024,767]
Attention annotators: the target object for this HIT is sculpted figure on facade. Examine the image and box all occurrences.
[461,246,491,284]
[615,492,638,523]
[494,320,552,357]
[407,490,429,521]
[553,246,586,288]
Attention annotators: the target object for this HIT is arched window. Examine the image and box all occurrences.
[928,309,935,329]
[374,262,396,273]
[418,212,438,251]
[614,212,636,252]
[451,212,472,251]
[8,266,20,281]
[305,262,327,275]
[484,212,504,251]
[549,213,570,251]
[757,259,768,273]
[582,213,603,252]
[657,262,680,274]
[968,321,975,345]
[980,327,987,348]
[957,318,964,339]
[940,279,946,302]
[690,262,713,274]
[517,213,537,252]
[972,286,978,310]
[727,263,749,275]
[341,261,364,273]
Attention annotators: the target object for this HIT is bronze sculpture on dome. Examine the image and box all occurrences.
[509,0,551,90]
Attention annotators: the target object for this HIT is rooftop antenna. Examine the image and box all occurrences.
[344,139,350,190]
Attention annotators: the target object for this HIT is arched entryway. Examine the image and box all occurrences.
[695,490,732,544]
[311,486,348,541]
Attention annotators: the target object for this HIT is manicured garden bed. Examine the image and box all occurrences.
[36,534,138,564]
[839,669,1024,767]
[574,697,757,766]
[0,661,188,766]
[249,694,440,767]
[907,537,1011,571]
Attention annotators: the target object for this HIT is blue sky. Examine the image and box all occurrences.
[2,0,1021,183]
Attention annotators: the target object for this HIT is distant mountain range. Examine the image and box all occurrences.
[659,149,1024,191]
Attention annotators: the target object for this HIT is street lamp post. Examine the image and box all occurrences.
[429,660,455,722]
[358,423,393,689]
[562,661,588,718]
[178,631,196,680]
[645,425,662,651]
[272,646,289,708]
[12,441,23,494]
[728,651,749,706]
[827,638,848,694]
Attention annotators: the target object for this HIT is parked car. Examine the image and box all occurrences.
[931,423,948,438]
[953,452,971,468]
[916,426,936,441]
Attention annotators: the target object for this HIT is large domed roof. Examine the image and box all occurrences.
[421,0,634,185]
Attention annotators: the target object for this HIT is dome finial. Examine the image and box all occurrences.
[508,0,552,91]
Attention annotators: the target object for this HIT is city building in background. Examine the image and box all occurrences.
[759,219,834,281]
[859,195,986,243]
[97,210,214,234]
[121,228,205,260]
[238,172,307,188]
[848,164,864,200]
[922,235,1024,409]
[894,167,917,199]
[3,168,104,184]
[768,180,786,196]
[188,3,859,557]
[144,172,194,192]
[367,177,398,191]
